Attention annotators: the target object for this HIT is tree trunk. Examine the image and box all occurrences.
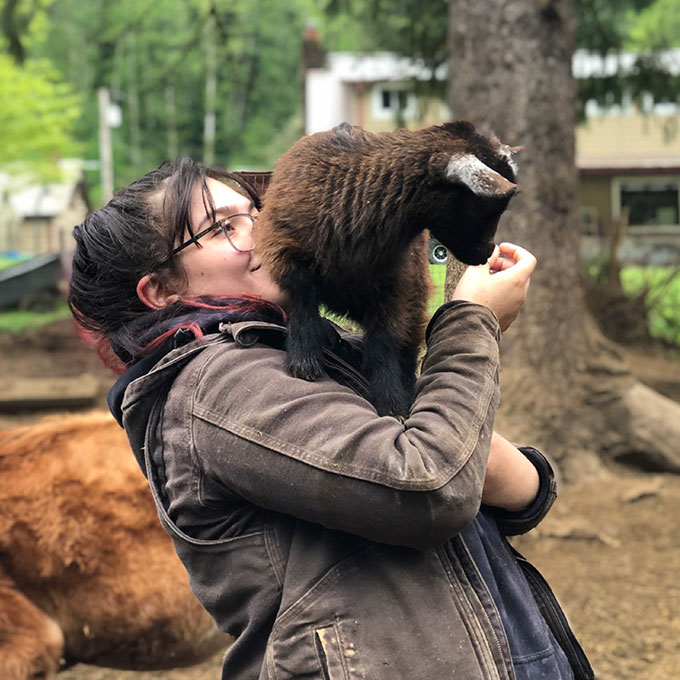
[447,0,680,479]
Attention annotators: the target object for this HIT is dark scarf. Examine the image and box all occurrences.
[107,296,286,425]
[109,296,286,365]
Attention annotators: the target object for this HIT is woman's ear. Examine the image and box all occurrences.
[136,274,181,309]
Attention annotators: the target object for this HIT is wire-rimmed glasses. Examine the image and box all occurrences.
[170,213,256,257]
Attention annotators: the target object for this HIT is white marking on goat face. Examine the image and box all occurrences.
[497,145,519,175]
[445,153,516,197]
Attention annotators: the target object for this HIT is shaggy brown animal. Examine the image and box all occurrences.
[0,412,230,680]
[254,121,519,416]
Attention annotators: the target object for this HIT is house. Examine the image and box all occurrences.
[305,50,680,264]
[0,159,91,257]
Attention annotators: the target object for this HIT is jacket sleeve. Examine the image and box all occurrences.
[165,302,501,551]
[485,446,558,536]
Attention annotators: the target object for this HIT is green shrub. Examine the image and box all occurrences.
[620,267,680,345]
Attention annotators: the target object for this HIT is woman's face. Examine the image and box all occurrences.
[177,177,287,307]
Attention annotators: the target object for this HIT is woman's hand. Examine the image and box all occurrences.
[482,432,540,512]
[452,242,536,332]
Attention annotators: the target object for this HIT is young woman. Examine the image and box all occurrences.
[69,157,593,680]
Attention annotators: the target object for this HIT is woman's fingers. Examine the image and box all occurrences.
[490,254,515,272]
[489,242,536,277]
[486,244,502,271]
[497,242,537,274]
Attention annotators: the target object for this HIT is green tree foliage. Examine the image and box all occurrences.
[0,54,80,178]
[31,0,314,198]
[0,0,53,64]
[0,0,80,179]
[627,0,680,49]
[326,0,448,67]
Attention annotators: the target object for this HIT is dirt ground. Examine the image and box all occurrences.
[2,318,680,680]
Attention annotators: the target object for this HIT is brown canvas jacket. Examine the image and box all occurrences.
[119,302,592,680]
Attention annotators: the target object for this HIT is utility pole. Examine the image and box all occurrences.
[203,12,217,166]
[127,35,143,172]
[97,87,114,203]
[165,85,179,159]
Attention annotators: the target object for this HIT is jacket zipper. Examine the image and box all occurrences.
[322,348,371,400]
[508,544,595,680]
[439,539,514,680]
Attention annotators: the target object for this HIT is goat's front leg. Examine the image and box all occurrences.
[279,267,326,381]
[362,325,414,418]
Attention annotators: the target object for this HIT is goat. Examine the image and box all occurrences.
[0,412,230,680]
[253,121,519,416]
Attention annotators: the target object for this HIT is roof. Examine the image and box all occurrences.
[317,49,680,84]
[319,52,447,83]
[578,156,680,174]
[1,159,88,219]
[8,183,78,219]
[572,48,680,78]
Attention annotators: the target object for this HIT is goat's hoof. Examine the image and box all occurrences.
[287,356,323,381]
[373,394,411,419]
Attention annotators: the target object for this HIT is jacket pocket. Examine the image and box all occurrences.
[314,623,351,680]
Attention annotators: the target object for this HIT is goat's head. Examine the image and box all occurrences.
[426,122,519,265]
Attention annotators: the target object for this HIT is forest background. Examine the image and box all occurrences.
[2,0,679,204]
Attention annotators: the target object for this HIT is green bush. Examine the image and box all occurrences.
[620,267,680,345]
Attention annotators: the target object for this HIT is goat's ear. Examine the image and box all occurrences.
[445,153,517,198]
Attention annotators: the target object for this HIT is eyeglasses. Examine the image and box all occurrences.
[171,213,256,257]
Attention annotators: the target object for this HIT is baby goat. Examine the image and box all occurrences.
[254,121,519,417]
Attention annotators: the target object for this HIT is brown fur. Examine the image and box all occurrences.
[0,412,230,679]
[254,121,517,415]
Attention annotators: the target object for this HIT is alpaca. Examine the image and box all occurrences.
[251,121,519,416]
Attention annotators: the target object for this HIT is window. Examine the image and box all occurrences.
[619,181,679,227]
[371,84,417,121]
[579,206,600,235]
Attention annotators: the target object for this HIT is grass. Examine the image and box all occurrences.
[429,264,446,313]
[0,255,32,271]
[620,266,680,345]
[0,301,71,333]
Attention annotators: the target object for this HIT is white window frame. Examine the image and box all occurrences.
[612,175,680,234]
[371,83,418,121]
[579,205,600,235]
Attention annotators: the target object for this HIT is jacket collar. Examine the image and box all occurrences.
[108,319,290,427]
[110,317,366,471]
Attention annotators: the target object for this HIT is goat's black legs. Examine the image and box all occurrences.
[362,326,416,418]
[280,267,326,381]
[279,267,419,415]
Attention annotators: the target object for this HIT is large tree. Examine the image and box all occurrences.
[446,0,680,478]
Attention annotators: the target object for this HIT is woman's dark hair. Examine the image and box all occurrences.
[68,157,278,371]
